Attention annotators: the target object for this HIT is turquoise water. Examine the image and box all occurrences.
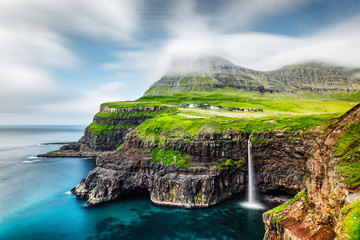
[0,126,281,240]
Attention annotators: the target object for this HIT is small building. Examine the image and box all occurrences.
[189,104,195,108]
[180,103,190,107]
[196,103,210,109]
[226,107,240,111]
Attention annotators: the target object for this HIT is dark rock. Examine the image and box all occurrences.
[72,129,313,208]
[72,147,246,208]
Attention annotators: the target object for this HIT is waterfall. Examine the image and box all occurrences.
[240,136,263,209]
[248,137,255,203]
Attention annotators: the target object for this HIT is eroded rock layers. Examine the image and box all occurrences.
[263,104,360,240]
[71,129,311,208]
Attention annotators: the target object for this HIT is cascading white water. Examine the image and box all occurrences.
[240,136,263,209]
[248,137,255,203]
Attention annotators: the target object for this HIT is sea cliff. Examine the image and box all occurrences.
[69,104,313,208]
[263,104,360,240]
[42,98,360,239]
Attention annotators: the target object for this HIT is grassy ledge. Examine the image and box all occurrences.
[101,101,164,109]
[95,106,178,118]
[86,123,137,135]
[214,157,246,170]
[340,200,360,240]
[335,122,360,188]
[150,148,190,167]
[267,189,307,215]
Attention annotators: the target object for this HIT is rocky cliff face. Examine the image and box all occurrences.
[72,145,247,208]
[263,104,360,240]
[252,131,315,195]
[39,106,168,157]
[71,128,312,208]
[83,106,166,151]
[265,63,360,92]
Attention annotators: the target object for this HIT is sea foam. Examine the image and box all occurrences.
[22,159,43,163]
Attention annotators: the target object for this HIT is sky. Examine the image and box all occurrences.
[0,0,360,125]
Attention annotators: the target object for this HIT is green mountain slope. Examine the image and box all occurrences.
[145,56,360,95]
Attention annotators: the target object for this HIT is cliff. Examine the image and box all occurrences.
[263,103,360,240]
[39,104,174,157]
[38,56,359,237]
[71,128,311,208]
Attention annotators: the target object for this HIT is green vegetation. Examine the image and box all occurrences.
[198,77,210,83]
[130,90,357,139]
[180,77,190,84]
[101,101,164,109]
[214,158,246,170]
[150,148,190,167]
[251,137,267,146]
[117,144,125,150]
[95,106,178,118]
[86,123,137,135]
[335,122,360,188]
[272,216,284,223]
[134,113,340,142]
[144,86,175,95]
[268,189,307,215]
[340,200,360,240]
[93,89,357,152]
[138,89,358,113]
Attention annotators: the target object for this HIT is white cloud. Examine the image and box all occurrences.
[100,0,360,97]
[229,16,360,70]
[217,0,317,30]
[1,0,359,125]
[0,0,140,41]
[0,0,141,123]
[39,81,126,115]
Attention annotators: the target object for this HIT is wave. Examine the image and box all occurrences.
[22,160,43,164]
[27,156,41,159]
[64,190,72,195]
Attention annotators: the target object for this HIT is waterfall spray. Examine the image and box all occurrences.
[240,135,263,209]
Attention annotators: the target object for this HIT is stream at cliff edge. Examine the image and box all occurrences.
[0,126,286,240]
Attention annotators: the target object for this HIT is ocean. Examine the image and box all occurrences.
[0,126,283,240]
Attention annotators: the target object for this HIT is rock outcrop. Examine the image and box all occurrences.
[71,146,246,208]
[263,104,360,240]
[252,131,314,195]
[39,105,169,157]
[71,129,312,208]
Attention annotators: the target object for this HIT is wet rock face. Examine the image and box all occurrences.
[125,132,249,161]
[126,131,310,195]
[252,131,313,194]
[72,147,246,208]
[83,127,132,151]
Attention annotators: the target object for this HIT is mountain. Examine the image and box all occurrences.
[144,56,360,95]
